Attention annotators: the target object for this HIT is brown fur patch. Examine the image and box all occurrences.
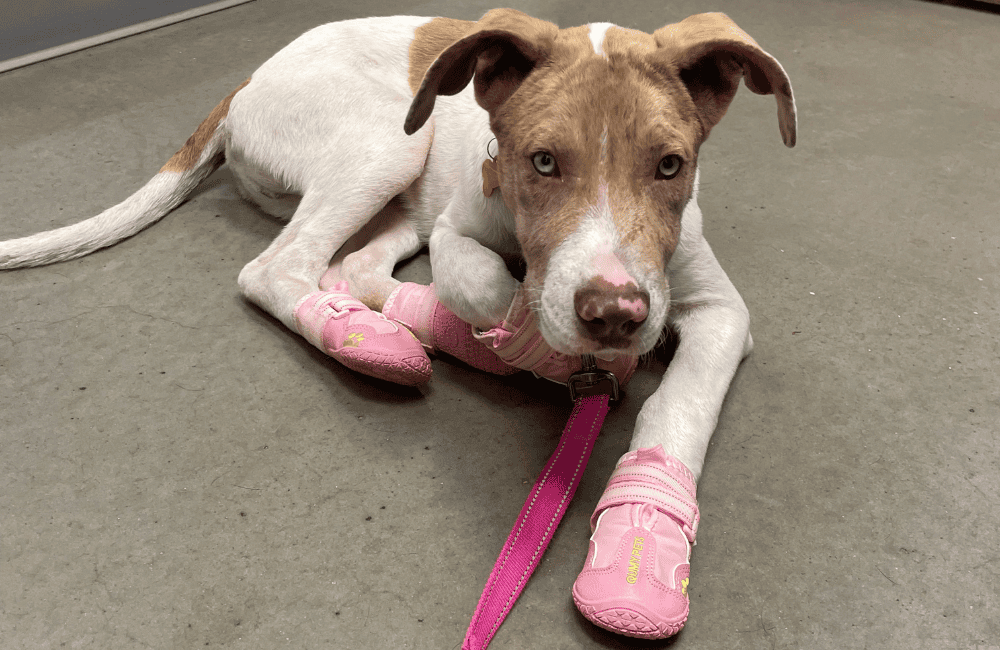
[404,10,560,135]
[407,17,475,96]
[652,13,796,146]
[492,27,700,297]
[159,78,250,173]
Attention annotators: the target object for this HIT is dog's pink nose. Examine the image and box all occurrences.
[574,284,649,348]
[574,254,649,347]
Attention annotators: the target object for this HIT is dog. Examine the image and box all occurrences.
[0,8,795,639]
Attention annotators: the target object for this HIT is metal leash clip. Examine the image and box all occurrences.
[567,354,620,402]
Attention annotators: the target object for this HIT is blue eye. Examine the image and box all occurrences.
[532,151,557,176]
[657,155,682,179]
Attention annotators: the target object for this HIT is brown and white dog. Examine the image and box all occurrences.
[0,8,795,638]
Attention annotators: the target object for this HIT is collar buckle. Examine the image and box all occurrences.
[567,354,620,402]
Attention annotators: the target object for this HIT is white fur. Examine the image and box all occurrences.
[588,23,614,57]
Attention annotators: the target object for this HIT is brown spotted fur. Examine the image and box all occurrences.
[159,78,251,173]
[408,18,476,96]
[490,24,700,300]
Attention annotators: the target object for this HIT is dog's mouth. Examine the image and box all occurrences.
[586,330,641,352]
[539,321,657,359]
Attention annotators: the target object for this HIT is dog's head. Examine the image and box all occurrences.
[406,9,796,356]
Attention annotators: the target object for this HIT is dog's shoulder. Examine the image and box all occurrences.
[252,16,475,99]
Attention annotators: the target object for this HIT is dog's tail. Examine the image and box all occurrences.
[0,79,250,270]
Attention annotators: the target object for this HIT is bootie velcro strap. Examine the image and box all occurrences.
[592,455,699,543]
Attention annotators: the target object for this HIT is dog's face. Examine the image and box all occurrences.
[491,29,700,355]
[407,10,795,356]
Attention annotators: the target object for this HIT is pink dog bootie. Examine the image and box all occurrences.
[572,445,699,639]
[381,282,520,375]
[294,282,432,385]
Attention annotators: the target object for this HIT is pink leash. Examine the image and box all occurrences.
[462,356,619,650]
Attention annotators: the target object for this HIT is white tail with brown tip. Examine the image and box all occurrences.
[0,80,248,269]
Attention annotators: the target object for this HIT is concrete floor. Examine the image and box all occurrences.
[1,0,997,648]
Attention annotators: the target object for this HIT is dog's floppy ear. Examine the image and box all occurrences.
[654,13,796,147]
[404,9,558,135]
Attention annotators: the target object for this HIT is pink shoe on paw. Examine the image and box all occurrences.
[382,282,519,375]
[294,282,431,385]
[572,445,698,639]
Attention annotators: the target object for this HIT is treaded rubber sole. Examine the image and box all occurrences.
[338,348,431,385]
[573,597,686,639]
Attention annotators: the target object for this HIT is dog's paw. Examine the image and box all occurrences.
[433,264,519,330]
[294,287,432,385]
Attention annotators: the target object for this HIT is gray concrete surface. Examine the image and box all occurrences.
[1,0,997,648]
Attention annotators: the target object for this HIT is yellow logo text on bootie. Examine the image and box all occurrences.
[626,536,644,584]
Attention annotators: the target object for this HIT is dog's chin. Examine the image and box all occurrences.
[535,309,661,359]
[592,334,659,359]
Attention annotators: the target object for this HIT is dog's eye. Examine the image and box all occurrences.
[656,155,682,180]
[532,151,558,176]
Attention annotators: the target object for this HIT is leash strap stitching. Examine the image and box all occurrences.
[487,401,594,640]
[468,401,582,636]
[464,394,610,649]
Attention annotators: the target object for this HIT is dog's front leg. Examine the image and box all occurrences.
[630,232,753,480]
[429,221,519,331]
[572,228,751,635]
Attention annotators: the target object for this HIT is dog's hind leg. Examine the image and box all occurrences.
[318,196,422,310]
[238,190,433,384]
[236,120,431,331]
[235,118,435,384]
